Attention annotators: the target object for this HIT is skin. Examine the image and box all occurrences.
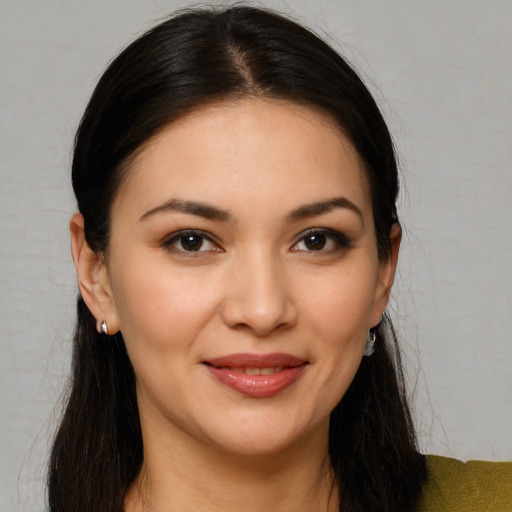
[71,99,400,511]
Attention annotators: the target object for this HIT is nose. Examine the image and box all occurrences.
[219,249,297,337]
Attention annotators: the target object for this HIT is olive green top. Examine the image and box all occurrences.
[418,455,512,511]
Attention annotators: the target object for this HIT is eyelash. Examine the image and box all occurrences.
[162,228,351,255]
[163,230,221,254]
[291,228,351,253]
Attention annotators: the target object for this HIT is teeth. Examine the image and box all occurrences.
[227,366,283,375]
[261,366,282,375]
[229,367,246,374]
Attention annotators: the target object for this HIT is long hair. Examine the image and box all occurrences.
[49,6,426,511]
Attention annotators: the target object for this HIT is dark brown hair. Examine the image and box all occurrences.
[49,6,426,511]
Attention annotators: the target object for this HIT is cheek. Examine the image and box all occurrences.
[294,259,378,401]
[109,255,222,356]
[298,260,378,340]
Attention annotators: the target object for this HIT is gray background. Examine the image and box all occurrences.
[1,0,511,510]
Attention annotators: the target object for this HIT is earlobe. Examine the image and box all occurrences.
[371,223,401,326]
[70,213,119,334]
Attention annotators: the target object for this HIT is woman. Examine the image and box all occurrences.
[48,5,511,512]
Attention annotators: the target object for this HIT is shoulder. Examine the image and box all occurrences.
[417,455,512,512]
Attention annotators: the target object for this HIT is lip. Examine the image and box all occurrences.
[203,352,308,398]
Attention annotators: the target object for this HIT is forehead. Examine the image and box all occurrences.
[112,98,371,221]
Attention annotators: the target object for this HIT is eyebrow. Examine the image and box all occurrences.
[287,197,364,224]
[139,196,363,224]
[139,199,232,222]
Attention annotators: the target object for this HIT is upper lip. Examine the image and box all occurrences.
[203,353,308,368]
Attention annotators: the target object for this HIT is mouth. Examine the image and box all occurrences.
[213,366,286,375]
[202,353,308,398]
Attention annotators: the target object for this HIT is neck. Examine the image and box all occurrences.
[124,418,338,512]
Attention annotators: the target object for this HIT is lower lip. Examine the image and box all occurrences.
[205,364,307,398]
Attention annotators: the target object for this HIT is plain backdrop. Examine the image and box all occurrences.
[1,1,511,510]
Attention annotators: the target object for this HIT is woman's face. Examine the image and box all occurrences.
[100,99,397,456]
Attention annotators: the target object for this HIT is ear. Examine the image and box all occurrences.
[70,213,119,334]
[370,223,401,327]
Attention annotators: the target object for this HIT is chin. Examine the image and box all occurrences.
[200,411,328,458]
[211,433,301,458]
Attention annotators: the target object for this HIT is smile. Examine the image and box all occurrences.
[227,366,284,375]
[203,353,308,398]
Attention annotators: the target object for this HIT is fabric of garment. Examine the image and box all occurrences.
[417,455,512,511]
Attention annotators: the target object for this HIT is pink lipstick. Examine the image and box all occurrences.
[203,353,307,398]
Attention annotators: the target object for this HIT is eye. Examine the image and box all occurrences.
[164,230,219,253]
[292,229,350,252]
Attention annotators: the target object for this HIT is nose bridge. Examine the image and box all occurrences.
[221,244,296,335]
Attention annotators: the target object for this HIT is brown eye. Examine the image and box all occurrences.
[180,234,204,251]
[164,230,219,254]
[303,233,327,251]
[292,229,351,253]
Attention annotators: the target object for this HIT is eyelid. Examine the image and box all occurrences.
[291,227,352,252]
[161,227,350,254]
[163,229,223,253]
